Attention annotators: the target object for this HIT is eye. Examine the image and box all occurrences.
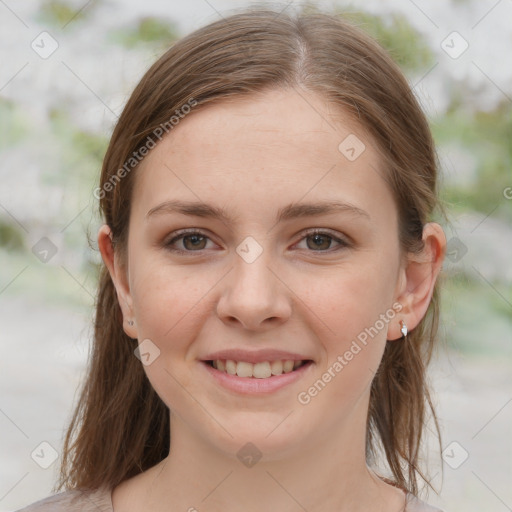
[294,229,350,252]
[164,228,350,255]
[165,230,215,253]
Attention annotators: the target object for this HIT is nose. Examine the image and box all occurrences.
[216,247,292,331]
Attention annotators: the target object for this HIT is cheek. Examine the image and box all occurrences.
[129,262,215,407]
[304,261,396,340]
[129,257,211,351]
[296,258,397,391]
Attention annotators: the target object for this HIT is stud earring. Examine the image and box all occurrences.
[127,319,134,326]
[399,320,408,338]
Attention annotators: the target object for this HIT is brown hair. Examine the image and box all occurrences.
[57,7,442,497]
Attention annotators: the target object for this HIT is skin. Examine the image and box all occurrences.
[98,88,446,512]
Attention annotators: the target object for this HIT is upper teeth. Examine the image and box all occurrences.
[212,359,304,378]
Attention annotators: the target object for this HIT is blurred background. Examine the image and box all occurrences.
[0,1,510,511]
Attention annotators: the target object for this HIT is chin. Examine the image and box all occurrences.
[201,412,311,461]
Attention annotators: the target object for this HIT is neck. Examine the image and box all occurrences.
[132,405,405,512]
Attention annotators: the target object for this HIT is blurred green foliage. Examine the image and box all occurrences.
[0,98,29,149]
[49,107,108,180]
[108,16,179,48]
[45,108,108,258]
[37,0,96,26]
[0,99,30,252]
[442,273,512,357]
[434,101,512,222]
[0,221,24,251]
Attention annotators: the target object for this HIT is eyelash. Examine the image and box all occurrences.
[164,228,350,255]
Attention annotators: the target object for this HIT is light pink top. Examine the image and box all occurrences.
[15,486,445,511]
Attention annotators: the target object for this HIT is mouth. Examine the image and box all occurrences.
[200,358,315,395]
[202,359,313,378]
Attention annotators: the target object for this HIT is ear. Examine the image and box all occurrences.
[97,224,138,339]
[388,222,446,340]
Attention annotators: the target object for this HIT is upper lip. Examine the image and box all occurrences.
[201,349,313,364]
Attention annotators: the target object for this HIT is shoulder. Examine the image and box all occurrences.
[405,493,445,512]
[15,486,113,512]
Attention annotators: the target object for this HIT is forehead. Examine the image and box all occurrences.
[131,88,395,226]
[148,89,367,167]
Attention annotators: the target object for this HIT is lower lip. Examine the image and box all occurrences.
[200,361,314,395]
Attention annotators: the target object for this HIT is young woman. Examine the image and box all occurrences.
[18,7,447,512]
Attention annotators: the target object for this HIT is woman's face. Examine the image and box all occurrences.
[110,88,408,459]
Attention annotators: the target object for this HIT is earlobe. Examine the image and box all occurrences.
[97,224,138,339]
[389,222,446,340]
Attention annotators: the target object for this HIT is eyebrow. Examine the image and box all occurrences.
[146,199,370,224]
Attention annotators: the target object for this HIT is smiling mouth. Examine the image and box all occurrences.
[203,359,313,378]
